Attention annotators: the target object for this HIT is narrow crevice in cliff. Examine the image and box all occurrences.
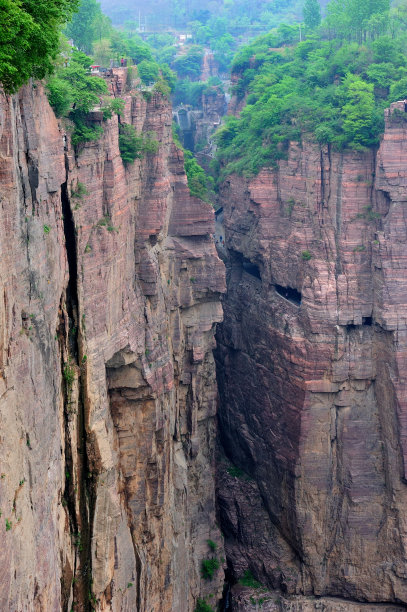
[60,177,95,612]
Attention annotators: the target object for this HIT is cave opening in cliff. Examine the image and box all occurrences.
[242,258,261,279]
[346,316,374,330]
[275,284,302,306]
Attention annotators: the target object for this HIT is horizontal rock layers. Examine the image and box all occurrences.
[0,70,225,610]
[216,102,407,609]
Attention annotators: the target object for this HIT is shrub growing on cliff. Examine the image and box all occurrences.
[172,124,215,205]
[0,0,79,93]
[137,59,160,85]
[201,558,220,580]
[118,124,158,164]
[46,48,126,149]
[239,570,263,589]
[195,599,213,612]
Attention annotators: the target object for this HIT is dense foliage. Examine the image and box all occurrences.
[0,0,79,93]
[172,77,223,108]
[101,0,303,74]
[215,1,407,177]
[118,124,158,164]
[64,0,175,93]
[194,598,213,612]
[46,48,124,148]
[172,125,215,204]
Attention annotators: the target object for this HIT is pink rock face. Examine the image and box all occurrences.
[216,111,407,607]
[0,72,225,611]
[201,52,220,81]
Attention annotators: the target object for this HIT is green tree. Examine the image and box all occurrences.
[0,0,79,93]
[92,39,113,67]
[326,0,390,40]
[46,50,109,148]
[65,0,102,54]
[303,0,321,29]
[172,46,204,80]
[137,60,160,85]
[341,75,376,148]
[118,124,158,164]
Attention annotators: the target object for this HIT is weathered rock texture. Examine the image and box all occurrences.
[201,52,220,82]
[174,85,226,165]
[0,69,225,611]
[216,101,407,609]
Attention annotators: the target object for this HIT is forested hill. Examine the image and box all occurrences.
[215,0,407,177]
[99,0,303,31]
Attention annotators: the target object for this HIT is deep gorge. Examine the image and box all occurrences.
[1,63,407,612]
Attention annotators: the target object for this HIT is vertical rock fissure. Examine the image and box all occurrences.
[60,175,94,611]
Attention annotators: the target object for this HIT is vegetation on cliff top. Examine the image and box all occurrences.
[0,0,79,93]
[215,0,407,177]
[46,48,114,148]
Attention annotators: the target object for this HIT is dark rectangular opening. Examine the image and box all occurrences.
[275,284,302,306]
[362,316,373,326]
[242,259,261,280]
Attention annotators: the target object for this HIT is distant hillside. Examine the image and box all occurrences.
[99,0,304,29]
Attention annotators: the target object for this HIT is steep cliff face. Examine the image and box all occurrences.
[0,69,225,611]
[216,102,407,610]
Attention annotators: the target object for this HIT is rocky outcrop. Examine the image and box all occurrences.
[174,85,226,163]
[0,69,225,611]
[201,52,220,82]
[216,102,407,609]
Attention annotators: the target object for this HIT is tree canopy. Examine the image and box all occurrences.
[303,0,321,29]
[0,0,79,93]
[215,1,407,178]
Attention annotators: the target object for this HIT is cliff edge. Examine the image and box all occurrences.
[216,101,407,610]
[0,70,225,611]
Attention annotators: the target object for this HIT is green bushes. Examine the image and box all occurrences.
[207,540,217,553]
[172,124,215,205]
[201,558,220,580]
[137,59,160,85]
[118,124,158,164]
[216,3,407,179]
[184,151,215,205]
[172,46,204,80]
[0,0,79,93]
[194,598,213,612]
[46,49,114,149]
[239,570,263,589]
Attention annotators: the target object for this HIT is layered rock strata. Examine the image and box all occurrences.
[0,69,225,611]
[216,101,407,609]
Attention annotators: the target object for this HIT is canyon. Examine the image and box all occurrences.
[1,65,407,612]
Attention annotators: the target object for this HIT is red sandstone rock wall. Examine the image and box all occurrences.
[0,71,225,611]
[216,102,407,609]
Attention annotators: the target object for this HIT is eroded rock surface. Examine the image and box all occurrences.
[0,69,225,611]
[216,101,407,609]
